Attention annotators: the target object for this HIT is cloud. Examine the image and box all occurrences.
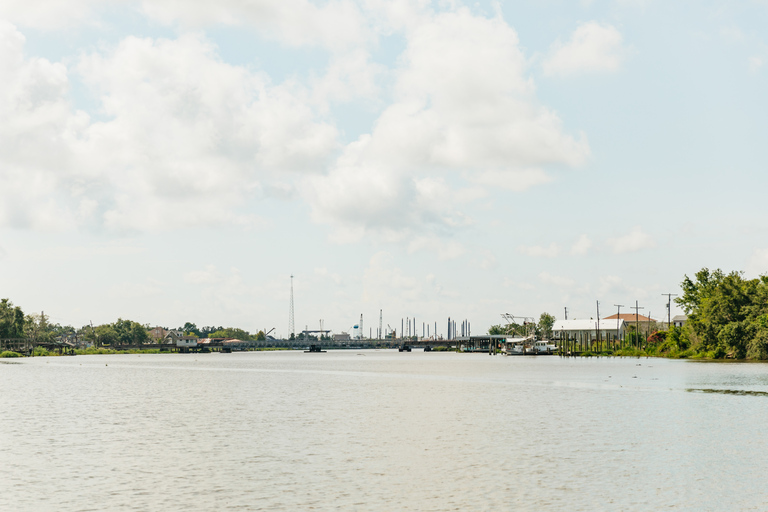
[749,56,764,73]
[0,26,338,232]
[542,21,627,76]
[606,227,656,254]
[519,243,560,258]
[305,9,589,238]
[0,0,111,29]
[0,21,87,230]
[570,234,592,255]
[139,0,371,51]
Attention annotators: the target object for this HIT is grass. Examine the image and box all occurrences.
[0,350,23,358]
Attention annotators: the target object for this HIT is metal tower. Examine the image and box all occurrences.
[289,275,295,337]
[379,310,382,340]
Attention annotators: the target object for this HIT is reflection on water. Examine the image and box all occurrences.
[2,352,768,511]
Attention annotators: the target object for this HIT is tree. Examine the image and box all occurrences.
[24,312,56,343]
[200,325,223,337]
[0,299,25,338]
[255,330,266,341]
[208,327,252,340]
[674,268,768,359]
[488,324,509,335]
[537,313,555,339]
[179,322,201,337]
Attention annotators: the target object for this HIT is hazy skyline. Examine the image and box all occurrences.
[1,1,767,337]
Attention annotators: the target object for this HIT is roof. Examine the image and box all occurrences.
[671,315,688,322]
[603,313,656,322]
[553,319,626,331]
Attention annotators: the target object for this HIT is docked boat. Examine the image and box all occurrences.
[531,340,557,354]
[398,345,412,352]
[304,344,326,353]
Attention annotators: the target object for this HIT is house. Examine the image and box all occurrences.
[148,326,168,342]
[552,319,626,342]
[333,332,351,342]
[672,315,688,328]
[177,335,198,348]
[603,313,657,329]
[163,330,183,344]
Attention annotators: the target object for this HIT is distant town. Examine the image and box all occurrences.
[3,268,768,359]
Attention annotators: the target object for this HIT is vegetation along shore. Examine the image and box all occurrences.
[3,268,768,360]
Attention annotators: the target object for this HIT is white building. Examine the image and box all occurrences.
[552,319,626,342]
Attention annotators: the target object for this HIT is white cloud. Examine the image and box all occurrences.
[542,21,627,76]
[0,26,339,232]
[139,0,371,50]
[570,234,592,255]
[305,9,589,238]
[0,0,371,50]
[606,227,656,254]
[0,21,87,230]
[519,243,560,258]
[0,0,112,29]
[749,56,764,73]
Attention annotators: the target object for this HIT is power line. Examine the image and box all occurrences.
[662,293,678,327]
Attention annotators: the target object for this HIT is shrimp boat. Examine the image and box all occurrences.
[501,336,557,355]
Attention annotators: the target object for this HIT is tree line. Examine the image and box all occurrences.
[1,300,266,345]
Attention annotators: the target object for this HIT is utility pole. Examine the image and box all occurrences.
[614,304,624,345]
[662,293,678,329]
[630,301,644,348]
[596,301,600,348]
[564,307,568,320]
[289,275,295,339]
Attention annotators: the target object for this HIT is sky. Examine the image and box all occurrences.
[1,0,767,338]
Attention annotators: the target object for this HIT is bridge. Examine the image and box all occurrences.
[1,337,459,355]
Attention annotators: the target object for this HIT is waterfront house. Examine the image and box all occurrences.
[552,318,626,343]
[672,315,688,328]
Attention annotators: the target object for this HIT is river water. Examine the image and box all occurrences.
[2,351,768,511]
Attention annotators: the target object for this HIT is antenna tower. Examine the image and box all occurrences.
[289,275,295,337]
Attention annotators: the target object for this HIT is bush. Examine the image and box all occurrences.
[31,346,51,356]
[0,350,22,358]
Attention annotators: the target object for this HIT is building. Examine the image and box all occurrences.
[603,313,657,329]
[148,326,167,342]
[333,332,351,342]
[552,319,626,342]
[672,315,688,328]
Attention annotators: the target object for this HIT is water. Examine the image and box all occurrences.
[2,351,768,511]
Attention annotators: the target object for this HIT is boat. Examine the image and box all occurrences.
[398,345,411,352]
[304,344,326,353]
[423,345,432,352]
[530,340,557,354]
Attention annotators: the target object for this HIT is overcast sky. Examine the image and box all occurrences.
[1,0,767,337]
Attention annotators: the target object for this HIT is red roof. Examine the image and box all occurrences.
[603,313,656,322]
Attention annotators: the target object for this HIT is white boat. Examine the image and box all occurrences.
[501,336,533,355]
[530,340,557,354]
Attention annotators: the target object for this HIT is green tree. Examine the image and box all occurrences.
[208,327,252,340]
[24,312,56,343]
[0,299,25,338]
[537,313,556,339]
[180,322,201,337]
